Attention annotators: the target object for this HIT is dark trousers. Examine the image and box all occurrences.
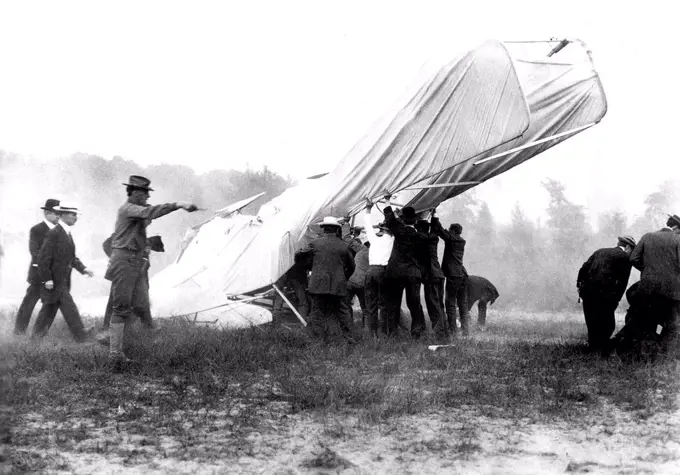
[614,295,680,355]
[108,250,150,325]
[582,296,617,350]
[365,265,386,334]
[384,276,425,338]
[32,290,87,341]
[445,276,469,333]
[14,283,42,334]
[473,299,489,325]
[424,278,447,334]
[346,282,367,326]
[308,293,352,340]
[272,275,309,317]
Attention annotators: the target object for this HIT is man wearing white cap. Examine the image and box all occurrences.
[577,234,636,353]
[32,202,94,341]
[299,216,356,342]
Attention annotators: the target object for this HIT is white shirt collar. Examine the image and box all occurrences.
[58,221,72,234]
[44,219,56,230]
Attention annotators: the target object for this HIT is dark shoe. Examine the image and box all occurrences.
[109,354,135,373]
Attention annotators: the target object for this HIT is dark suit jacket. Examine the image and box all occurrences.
[467,275,500,305]
[630,228,680,300]
[38,225,87,303]
[430,217,467,278]
[577,246,632,301]
[27,222,50,284]
[305,234,355,296]
[383,206,429,279]
[420,232,445,281]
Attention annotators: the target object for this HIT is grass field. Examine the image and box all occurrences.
[1,307,679,474]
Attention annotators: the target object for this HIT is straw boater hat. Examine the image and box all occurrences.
[122,175,154,191]
[319,217,342,228]
[40,199,60,211]
[54,202,80,215]
[617,235,636,248]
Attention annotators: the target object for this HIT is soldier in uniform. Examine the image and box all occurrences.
[31,203,95,341]
[107,175,198,369]
[300,216,355,342]
[14,199,61,335]
[577,235,636,353]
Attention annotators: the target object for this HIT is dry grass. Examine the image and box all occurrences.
[1,307,679,473]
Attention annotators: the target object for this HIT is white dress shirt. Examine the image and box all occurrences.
[362,209,394,266]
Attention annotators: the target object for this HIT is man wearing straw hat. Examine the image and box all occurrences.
[13,198,61,335]
[577,234,636,353]
[107,175,198,370]
[31,202,95,341]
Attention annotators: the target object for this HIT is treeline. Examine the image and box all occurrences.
[0,150,294,296]
[436,179,680,311]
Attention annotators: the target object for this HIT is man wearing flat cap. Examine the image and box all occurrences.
[577,234,636,353]
[13,199,61,335]
[32,202,95,341]
[628,214,680,356]
[106,175,198,369]
[382,196,429,339]
[298,216,356,342]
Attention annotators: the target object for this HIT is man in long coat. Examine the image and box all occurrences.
[31,203,94,341]
[107,175,197,368]
[430,212,470,336]
[302,216,355,341]
[577,235,636,352]
[629,215,680,355]
[382,198,429,339]
[415,218,448,338]
[13,199,61,335]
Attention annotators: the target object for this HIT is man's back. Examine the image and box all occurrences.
[578,247,631,300]
[630,229,680,299]
[307,235,355,296]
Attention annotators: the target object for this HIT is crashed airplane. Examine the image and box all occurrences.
[149,38,607,328]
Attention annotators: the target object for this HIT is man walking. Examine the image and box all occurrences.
[628,215,680,356]
[31,203,94,341]
[430,211,470,336]
[107,175,198,368]
[14,199,60,335]
[577,235,636,353]
[301,216,355,342]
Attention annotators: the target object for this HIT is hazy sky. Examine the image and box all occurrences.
[1,0,678,224]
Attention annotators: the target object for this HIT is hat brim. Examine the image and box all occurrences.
[122,182,154,191]
[40,207,57,211]
[320,223,341,228]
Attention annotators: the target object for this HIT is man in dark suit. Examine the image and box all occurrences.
[301,216,356,342]
[415,218,448,339]
[13,199,61,335]
[577,235,636,352]
[466,275,500,330]
[382,197,429,339]
[629,215,680,355]
[430,211,470,336]
[31,203,94,341]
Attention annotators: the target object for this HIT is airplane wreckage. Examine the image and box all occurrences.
[149,38,607,328]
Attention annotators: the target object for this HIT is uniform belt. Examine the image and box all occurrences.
[111,248,146,258]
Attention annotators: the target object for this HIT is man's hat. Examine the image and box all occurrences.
[54,202,79,215]
[401,206,418,225]
[667,214,680,227]
[122,175,154,191]
[617,235,636,248]
[319,216,342,228]
[40,198,60,211]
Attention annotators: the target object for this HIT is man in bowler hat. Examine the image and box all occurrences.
[107,175,198,369]
[13,199,61,335]
[31,203,95,341]
[577,235,636,353]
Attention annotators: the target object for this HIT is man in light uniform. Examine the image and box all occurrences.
[107,175,198,369]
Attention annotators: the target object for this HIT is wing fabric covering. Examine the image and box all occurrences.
[149,39,606,323]
[399,40,607,210]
